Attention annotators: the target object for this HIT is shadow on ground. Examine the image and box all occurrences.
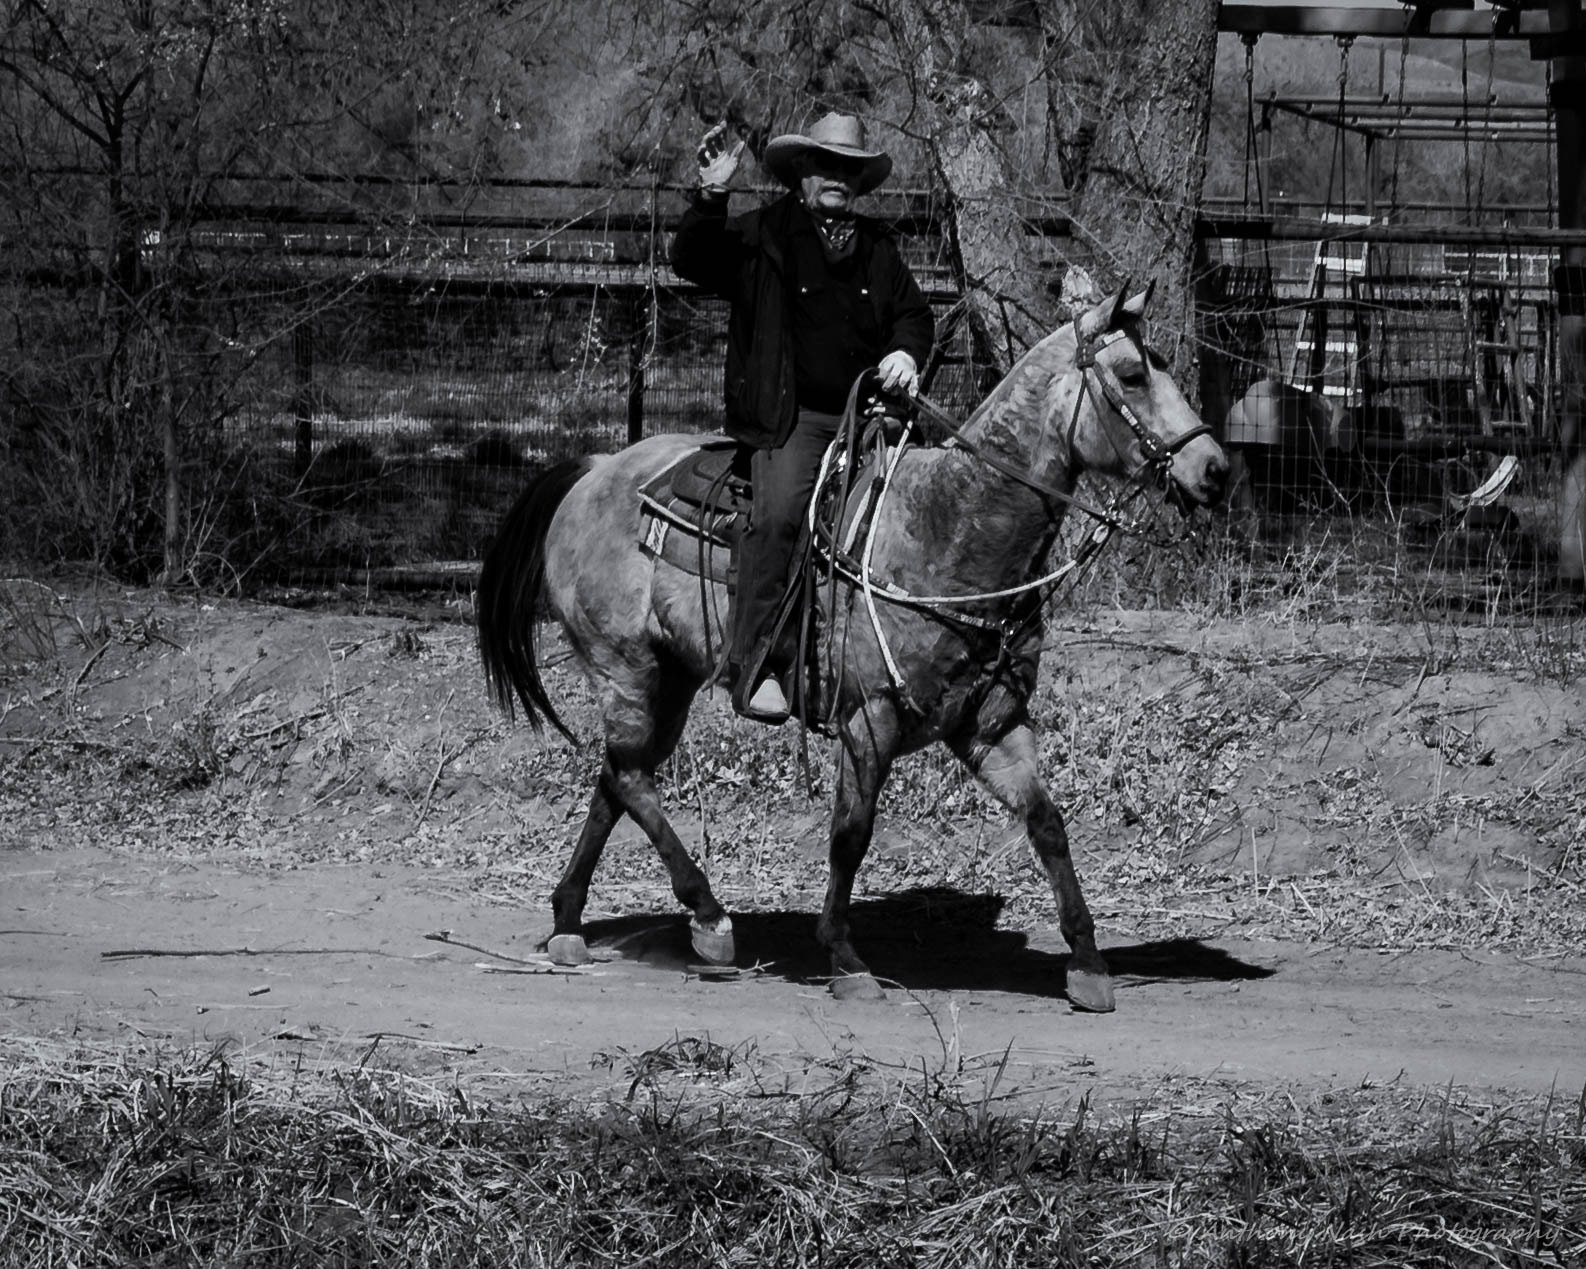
[576,886,1275,999]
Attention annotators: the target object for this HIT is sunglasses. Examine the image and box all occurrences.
[802,152,867,180]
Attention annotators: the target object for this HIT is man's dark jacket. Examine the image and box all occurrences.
[670,191,934,448]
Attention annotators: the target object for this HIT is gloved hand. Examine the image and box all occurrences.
[696,121,744,193]
[876,349,919,396]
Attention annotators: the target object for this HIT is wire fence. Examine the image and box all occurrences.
[1198,230,1570,542]
[219,279,985,585]
[1,180,1577,595]
[227,280,744,575]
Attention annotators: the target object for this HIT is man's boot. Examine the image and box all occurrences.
[741,675,789,723]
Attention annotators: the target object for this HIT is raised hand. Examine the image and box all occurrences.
[696,121,744,191]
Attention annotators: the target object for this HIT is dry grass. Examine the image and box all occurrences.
[1,1034,1582,1267]
[4,568,1585,1266]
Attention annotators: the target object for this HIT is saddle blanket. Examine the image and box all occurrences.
[637,441,750,584]
[636,436,890,584]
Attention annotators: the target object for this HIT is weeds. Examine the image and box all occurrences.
[0,1036,1580,1268]
[166,703,228,788]
[3,583,1583,951]
[0,578,63,669]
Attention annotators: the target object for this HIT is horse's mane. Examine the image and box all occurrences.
[960,323,1081,446]
[893,322,1087,565]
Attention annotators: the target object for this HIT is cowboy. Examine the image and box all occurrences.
[670,111,934,723]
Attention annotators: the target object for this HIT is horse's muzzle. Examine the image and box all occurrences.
[1166,445,1230,514]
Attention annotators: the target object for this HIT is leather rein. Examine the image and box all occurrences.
[796,323,1216,721]
[812,325,1213,676]
[908,327,1213,527]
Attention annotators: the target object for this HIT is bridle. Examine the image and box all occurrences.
[1075,328,1215,490]
[908,324,1213,523]
[806,323,1218,707]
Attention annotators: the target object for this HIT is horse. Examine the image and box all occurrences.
[477,284,1229,1012]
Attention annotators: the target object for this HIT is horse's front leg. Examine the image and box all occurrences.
[951,723,1115,1012]
[547,766,623,965]
[815,698,901,1001]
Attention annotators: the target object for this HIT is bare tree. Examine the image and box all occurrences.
[1047,1,1220,365]
[2,0,1223,579]
[599,0,1218,382]
[0,0,533,582]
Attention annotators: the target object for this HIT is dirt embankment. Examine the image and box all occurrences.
[3,583,1584,1098]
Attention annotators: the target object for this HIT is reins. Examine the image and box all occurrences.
[804,324,1212,706]
[905,328,1213,515]
[844,326,1212,596]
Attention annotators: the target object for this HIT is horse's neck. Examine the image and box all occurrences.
[947,331,1082,515]
[961,327,1080,469]
[884,359,1081,592]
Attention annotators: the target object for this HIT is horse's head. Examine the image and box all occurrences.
[1067,284,1228,510]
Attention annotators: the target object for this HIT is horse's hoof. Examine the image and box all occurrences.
[831,972,886,1002]
[1066,969,1116,1013]
[689,915,736,966]
[547,933,592,967]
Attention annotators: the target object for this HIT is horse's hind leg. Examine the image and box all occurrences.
[950,723,1115,1013]
[546,772,622,965]
[547,654,734,966]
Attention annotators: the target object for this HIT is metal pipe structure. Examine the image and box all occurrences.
[1549,0,1586,581]
[1220,1,1586,583]
[1218,4,1562,42]
[1263,94,1555,142]
[1199,217,1586,246]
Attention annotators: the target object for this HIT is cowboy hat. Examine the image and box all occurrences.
[762,112,892,195]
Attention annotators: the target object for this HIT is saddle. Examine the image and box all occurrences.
[637,397,915,730]
[636,432,898,587]
[637,440,752,584]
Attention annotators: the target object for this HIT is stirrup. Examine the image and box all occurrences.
[736,677,789,724]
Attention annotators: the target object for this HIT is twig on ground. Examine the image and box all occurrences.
[423,929,540,966]
[415,691,480,827]
[0,736,123,750]
[476,961,604,976]
[70,639,112,697]
[358,1031,481,1053]
[100,945,440,961]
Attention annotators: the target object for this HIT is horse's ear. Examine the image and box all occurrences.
[1121,279,1156,320]
[1075,283,1131,343]
[1107,280,1132,328]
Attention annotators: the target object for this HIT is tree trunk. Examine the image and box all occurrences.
[889,0,1071,381]
[892,0,1219,385]
[930,89,1059,384]
[1051,0,1221,375]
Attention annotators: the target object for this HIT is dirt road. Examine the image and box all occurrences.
[6,848,1581,1097]
[4,589,1584,1104]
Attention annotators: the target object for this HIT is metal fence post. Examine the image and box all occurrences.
[1549,0,1586,582]
[625,175,660,447]
[293,320,314,475]
[626,290,646,446]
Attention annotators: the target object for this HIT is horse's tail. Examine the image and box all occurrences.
[477,457,589,743]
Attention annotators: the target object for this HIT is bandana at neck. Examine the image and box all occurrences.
[813,213,856,258]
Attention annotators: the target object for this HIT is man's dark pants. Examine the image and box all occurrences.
[729,407,842,697]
